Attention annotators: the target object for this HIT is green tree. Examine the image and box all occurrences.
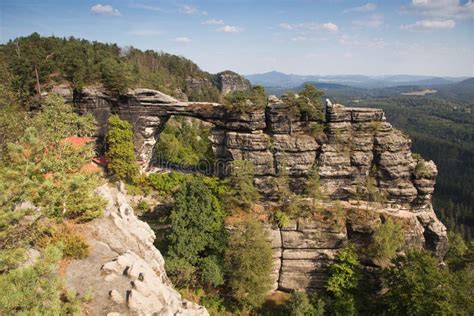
[224,160,260,210]
[166,177,226,288]
[223,85,267,112]
[368,218,405,266]
[99,57,132,94]
[105,115,139,181]
[382,250,460,315]
[305,166,325,209]
[326,245,360,297]
[285,291,325,316]
[224,220,273,309]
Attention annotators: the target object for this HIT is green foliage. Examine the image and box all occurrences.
[137,200,150,212]
[199,256,224,287]
[445,232,470,270]
[0,33,222,102]
[0,245,63,315]
[166,177,226,288]
[38,225,90,259]
[224,85,267,112]
[148,172,188,195]
[382,249,472,315]
[285,291,325,316]
[305,166,325,208]
[325,245,360,297]
[368,218,405,266]
[106,114,139,181]
[413,157,432,179]
[224,220,273,309]
[99,57,133,94]
[273,210,290,228]
[155,117,214,168]
[166,257,197,288]
[223,160,260,210]
[283,84,324,122]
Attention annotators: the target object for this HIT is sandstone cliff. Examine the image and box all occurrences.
[73,88,448,293]
[65,184,208,316]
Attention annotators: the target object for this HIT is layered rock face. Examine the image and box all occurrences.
[74,88,448,292]
[65,184,208,316]
[214,70,251,95]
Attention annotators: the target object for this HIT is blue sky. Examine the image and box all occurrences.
[1,0,473,76]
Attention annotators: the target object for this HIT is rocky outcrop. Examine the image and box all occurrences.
[214,71,251,95]
[73,89,448,293]
[65,184,208,316]
[264,200,447,291]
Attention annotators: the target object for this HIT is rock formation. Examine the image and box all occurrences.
[65,184,208,316]
[214,70,252,95]
[73,88,448,292]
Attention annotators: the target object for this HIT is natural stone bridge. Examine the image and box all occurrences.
[74,87,448,291]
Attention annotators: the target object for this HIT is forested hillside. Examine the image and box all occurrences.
[0,33,221,102]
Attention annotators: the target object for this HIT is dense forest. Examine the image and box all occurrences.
[0,33,221,102]
[345,96,474,240]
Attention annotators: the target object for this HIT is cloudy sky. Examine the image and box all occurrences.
[1,0,473,76]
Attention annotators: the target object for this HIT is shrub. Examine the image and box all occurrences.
[155,117,214,168]
[285,291,317,316]
[224,160,260,210]
[413,158,432,179]
[368,218,404,266]
[0,245,63,315]
[137,200,150,212]
[106,115,139,181]
[199,256,224,287]
[165,257,196,288]
[224,220,273,309]
[148,172,188,195]
[382,250,460,315]
[273,210,290,228]
[325,244,360,297]
[224,85,267,113]
[38,224,90,259]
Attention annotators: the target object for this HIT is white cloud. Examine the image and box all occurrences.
[218,25,241,33]
[400,19,456,29]
[407,0,474,19]
[353,14,384,28]
[320,22,339,32]
[278,22,339,32]
[178,4,207,15]
[90,4,121,16]
[344,2,376,13]
[203,19,224,25]
[174,36,192,43]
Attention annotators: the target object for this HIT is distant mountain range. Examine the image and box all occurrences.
[245,71,474,103]
[245,71,469,89]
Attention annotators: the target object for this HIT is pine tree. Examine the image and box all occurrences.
[105,115,139,181]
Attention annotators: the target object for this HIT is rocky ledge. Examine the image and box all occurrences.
[65,184,208,316]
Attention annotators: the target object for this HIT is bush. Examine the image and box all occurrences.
[224,85,267,113]
[413,158,432,179]
[0,245,64,315]
[286,291,324,316]
[106,115,139,181]
[38,224,90,259]
[325,245,360,297]
[224,160,260,210]
[273,210,290,228]
[368,218,404,266]
[199,256,224,287]
[224,220,273,309]
[155,117,214,168]
[165,257,196,289]
[148,172,188,195]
